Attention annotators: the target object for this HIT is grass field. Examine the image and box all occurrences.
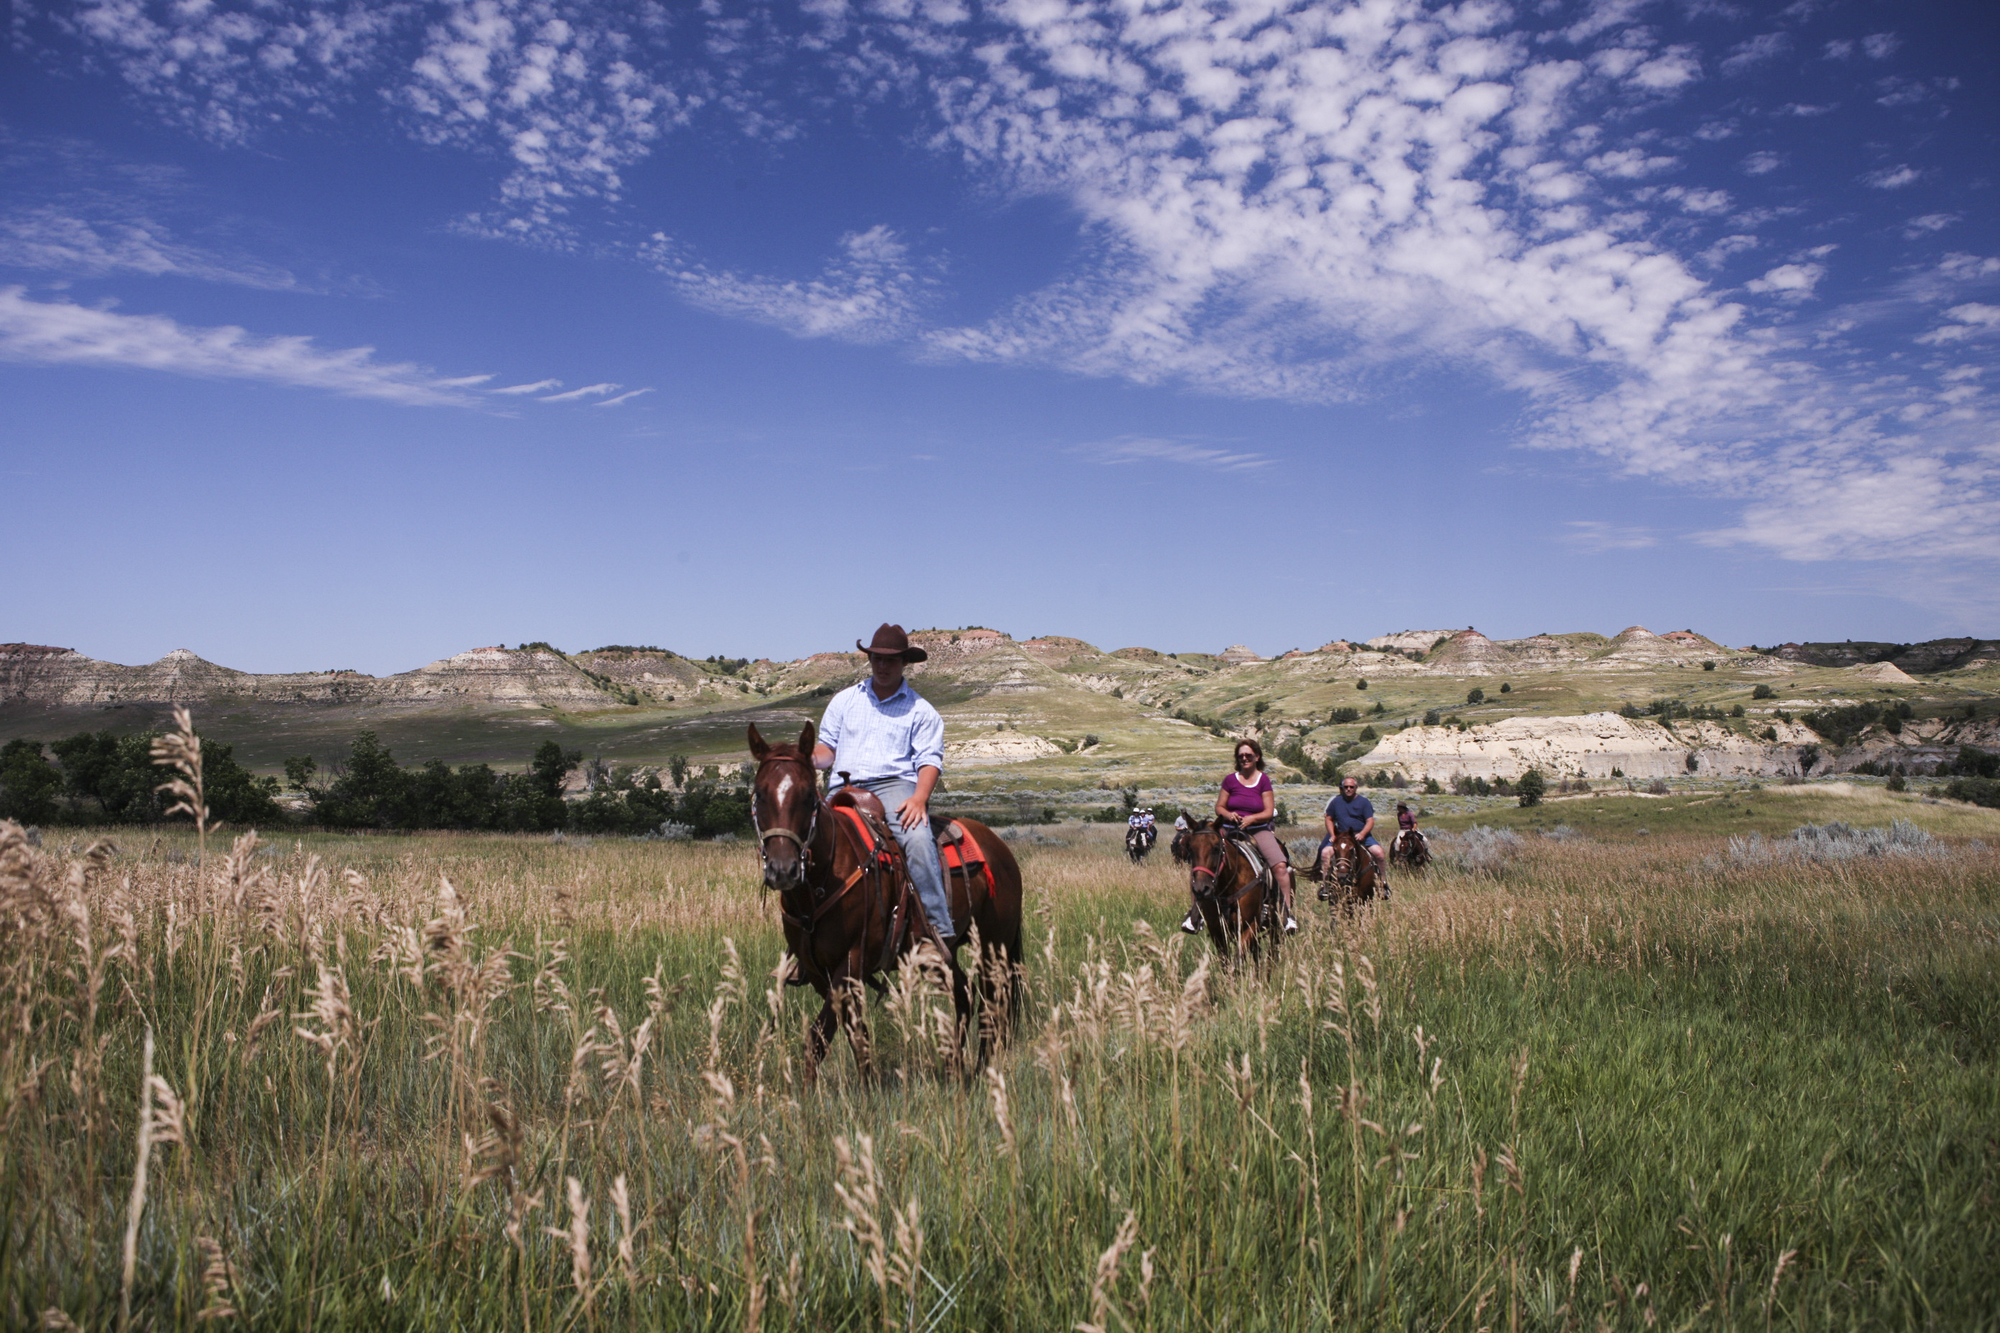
[2,792,1995,1330]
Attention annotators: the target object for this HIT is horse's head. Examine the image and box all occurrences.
[1181,814,1229,900]
[748,721,819,892]
[1330,828,1359,881]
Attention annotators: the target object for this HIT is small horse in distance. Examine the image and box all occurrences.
[748,722,1024,1083]
[1126,824,1152,864]
[1180,814,1278,959]
[1390,828,1431,873]
[1317,827,1380,914]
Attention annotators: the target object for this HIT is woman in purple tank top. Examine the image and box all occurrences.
[1187,738,1297,934]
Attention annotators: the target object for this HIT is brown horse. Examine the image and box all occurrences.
[1317,828,1380,913]
[1180,816,1277,959]
[747,722,1023,1082]
[1389,828,1431,872]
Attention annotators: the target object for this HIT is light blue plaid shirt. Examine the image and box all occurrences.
[818,678,945,785]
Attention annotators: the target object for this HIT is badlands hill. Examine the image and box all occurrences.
[3,627,1996,794]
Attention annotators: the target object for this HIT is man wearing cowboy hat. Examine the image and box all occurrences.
[812,624,952,943]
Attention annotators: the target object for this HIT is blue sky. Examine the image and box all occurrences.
[3,0,1995,674]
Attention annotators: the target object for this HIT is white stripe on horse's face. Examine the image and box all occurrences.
[776,771,794,808]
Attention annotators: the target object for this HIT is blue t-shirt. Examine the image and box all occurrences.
[1325,792,1375,834]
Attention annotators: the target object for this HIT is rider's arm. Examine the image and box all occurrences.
[1254,782,1275,824]
[897,764,940,831]
[812,743,835,771]
[1215,785,1234,822]
[1359,814,1375,840]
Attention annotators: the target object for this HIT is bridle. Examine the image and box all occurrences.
[752,752,822,882]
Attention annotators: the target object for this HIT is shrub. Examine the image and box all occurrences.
[1423,776,1443,794]
[1752,683,1776,700]
[1685,753,1700,773]
[1466,687,1485,704]
[1761,727,1779,742]
[1943,777,2000,809]
[1358,725,1377,742]
[1646,778,1670,795]
[1886,774,1907,792]
[1516,768,1546,807]
[1499,682,1511,693]
[1730,704,1746,718]
[1729,819,1944,865]
[1355,679,1368,691]
[1422,709,1442,727]
[1328,707,1361,725]
[1799,745,1820,776]
[1703,660,1716,671]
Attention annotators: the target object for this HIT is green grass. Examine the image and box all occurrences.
[1,811,1995,1331]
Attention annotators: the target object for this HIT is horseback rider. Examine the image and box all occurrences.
[811,624,954,946]
[1183,738,1297,935]
[1322,776,1390,899]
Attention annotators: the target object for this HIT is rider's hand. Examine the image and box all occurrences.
[896,795,927,831]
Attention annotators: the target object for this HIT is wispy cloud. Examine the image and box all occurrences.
[1076,436,1270,473]
[492,378,561,395]
[645,226,928,344]
[0,286,484,406]
[1862,165,1921,189]
[0,206,298,289]
[1561,521,1659,552]
[539,382,620,402]
[594,387,653,407]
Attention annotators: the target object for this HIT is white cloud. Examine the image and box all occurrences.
[0,207,298,288]
[0,286,483,406]
[1902,213,1960,239]
[1075,436,1270,472]
[1915,304,2000,347]
[645,225,928,343]
[539,381,619,401]
[1861,33,1901,60]
[1587,148,1679,178]
[1744,262,1825,299]
[1862,165,1921,189]
[43,0,701,243]
[1740,151,1783,176]
[594,387,653,406]
[1720,34,1789,77]
[493,378,561,394]
[1561,520,1657,551]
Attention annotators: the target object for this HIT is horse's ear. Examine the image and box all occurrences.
[747,724,769,760]
[798,720,817,755]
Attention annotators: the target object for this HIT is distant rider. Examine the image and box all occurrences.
[812,624,953,945]
[1322,776,1390,900]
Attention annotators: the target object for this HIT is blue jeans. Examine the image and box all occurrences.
[849,778,952,943]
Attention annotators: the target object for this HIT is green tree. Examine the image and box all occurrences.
[668,753,690,787]
[284,755,319,793]
[1467,687,1485,704]
[0,740,64,824]
[1752,683,1775,700]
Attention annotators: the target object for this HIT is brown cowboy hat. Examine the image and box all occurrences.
[857,623,928,663]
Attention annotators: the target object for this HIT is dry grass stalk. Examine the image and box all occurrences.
[1076,1209,1140,1333]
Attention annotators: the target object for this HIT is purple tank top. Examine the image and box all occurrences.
[1221,771,1270,816]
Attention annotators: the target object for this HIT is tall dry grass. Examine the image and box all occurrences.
[0,713,1994,1329]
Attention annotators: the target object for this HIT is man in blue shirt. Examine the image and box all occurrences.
[812,623,952,942]
[1324,776,1390,895]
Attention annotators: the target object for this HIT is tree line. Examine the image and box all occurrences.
[0,729,755,838]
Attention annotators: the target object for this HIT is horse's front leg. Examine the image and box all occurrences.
[803,986,838,1087]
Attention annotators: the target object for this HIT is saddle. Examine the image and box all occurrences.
[1218,825,1275,902]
